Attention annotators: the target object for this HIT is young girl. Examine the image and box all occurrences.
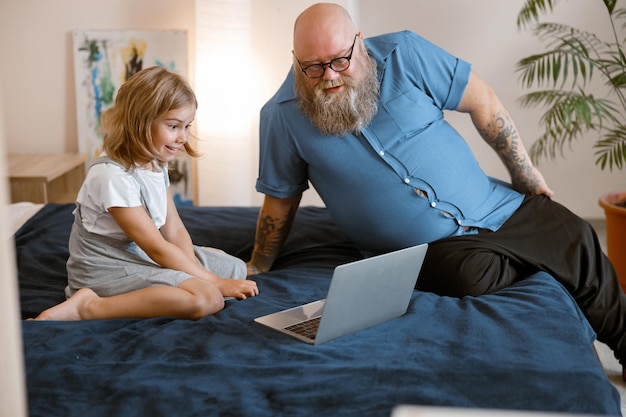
[35,66,258,321]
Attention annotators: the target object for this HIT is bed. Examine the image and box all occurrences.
[16,203,622,416]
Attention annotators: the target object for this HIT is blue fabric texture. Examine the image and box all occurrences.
[256,31,524,253]
[17,204,620,417]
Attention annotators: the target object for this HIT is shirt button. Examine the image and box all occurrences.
[404,178,410,183]
[379,150,385,156]
[430,202,437,208]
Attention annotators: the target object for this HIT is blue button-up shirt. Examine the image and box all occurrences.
[257,31,524,253]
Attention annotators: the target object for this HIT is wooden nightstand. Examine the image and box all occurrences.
[7,153,87,204]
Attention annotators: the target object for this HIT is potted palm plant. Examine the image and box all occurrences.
[515,0,626,288]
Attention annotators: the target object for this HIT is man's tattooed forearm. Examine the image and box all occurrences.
[483,115,529,173]
[480,113,541,192]
[255,207,297,257]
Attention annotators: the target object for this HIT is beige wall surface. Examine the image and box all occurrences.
[0,0,195,154]
[1,0,624,216]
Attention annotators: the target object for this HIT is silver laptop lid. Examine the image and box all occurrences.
[314,243,428,344]
[254,243,428,345]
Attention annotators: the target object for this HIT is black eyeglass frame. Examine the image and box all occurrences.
[296,34,359,79]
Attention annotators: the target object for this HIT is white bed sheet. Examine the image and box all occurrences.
[8,202,45,236]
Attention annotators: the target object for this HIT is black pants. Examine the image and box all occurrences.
[417,195,626,363]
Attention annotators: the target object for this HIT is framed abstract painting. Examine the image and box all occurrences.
[72,29,194,205]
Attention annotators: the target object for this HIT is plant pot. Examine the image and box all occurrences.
[599,192,626,292]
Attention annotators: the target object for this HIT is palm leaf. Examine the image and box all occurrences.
[520,90,620,164]
[516,0,626,170]
[517,0,558,29]
[515,23,611,88]
[594,125,626,170]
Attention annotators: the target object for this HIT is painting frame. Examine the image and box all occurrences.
[72,29,194,205]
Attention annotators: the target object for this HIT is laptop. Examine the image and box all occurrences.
[254,243,428,345]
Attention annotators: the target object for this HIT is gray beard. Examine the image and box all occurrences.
[294,54,379,137]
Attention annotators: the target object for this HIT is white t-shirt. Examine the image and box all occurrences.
[76,160,168,240]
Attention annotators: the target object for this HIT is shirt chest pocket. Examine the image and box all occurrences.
[375,87,444,141]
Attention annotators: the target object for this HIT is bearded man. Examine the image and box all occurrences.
[247,2,626,377]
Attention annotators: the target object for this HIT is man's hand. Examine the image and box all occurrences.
[511,165,555,198]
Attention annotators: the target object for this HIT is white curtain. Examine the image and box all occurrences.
[194,0,354,207]
[195,0,256,206]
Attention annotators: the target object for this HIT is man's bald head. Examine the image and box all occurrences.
[293,3,357,57]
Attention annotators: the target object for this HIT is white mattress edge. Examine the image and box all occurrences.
[8,202,45,236]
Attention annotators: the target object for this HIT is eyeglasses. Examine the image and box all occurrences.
[296,34,358,79]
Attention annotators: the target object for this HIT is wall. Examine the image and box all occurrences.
[1,0,624,216]
[0,0,195,153]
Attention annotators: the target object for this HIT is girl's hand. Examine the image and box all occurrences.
[215,277,259,300]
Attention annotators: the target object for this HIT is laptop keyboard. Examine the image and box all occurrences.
[285,317,321,340]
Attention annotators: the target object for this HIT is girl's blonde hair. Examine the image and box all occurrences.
[101,66,199,169]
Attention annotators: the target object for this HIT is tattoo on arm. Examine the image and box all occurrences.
[480,114,535,186]
[254,205,297,259]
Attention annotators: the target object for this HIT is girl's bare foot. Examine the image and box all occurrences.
[33,288,99,321]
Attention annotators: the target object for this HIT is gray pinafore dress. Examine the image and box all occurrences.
[64,156,246,298]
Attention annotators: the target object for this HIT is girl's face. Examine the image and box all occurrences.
[150,105,196,163]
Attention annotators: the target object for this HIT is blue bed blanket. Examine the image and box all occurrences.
[17,204,621,416]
